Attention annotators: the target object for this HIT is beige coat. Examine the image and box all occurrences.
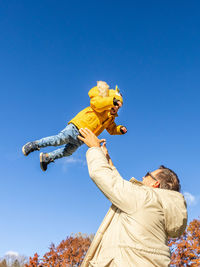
[81,148,187,267]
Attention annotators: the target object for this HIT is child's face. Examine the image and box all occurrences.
[110,104,121,115]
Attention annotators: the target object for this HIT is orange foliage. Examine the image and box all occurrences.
[168,219,200,266]
[26,253,39,267]
[25,234,92,267]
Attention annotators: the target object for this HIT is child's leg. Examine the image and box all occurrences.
[48,142,81,160]
[22,123,83,158]
[40,141,83,171]
[37,123,78,148]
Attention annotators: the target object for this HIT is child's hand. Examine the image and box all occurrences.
[120,126,127,134]
[78,128,106,148]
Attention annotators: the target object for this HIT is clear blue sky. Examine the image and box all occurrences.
[0,0,199,259]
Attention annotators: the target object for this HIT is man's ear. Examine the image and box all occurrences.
[153,181,160,188]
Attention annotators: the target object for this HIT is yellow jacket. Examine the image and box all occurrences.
[69,86,124,136]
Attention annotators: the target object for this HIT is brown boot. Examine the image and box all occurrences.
[40,153,54,171]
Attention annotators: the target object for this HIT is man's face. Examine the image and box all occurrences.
[142,169,161,188]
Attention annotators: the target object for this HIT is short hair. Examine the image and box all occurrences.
[156,165,181,192]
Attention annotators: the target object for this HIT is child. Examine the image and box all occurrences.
[22,81,127,171]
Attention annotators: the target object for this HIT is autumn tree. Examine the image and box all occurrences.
[169,218,200,266]
[0,254,27,267]
[11,260,20,267]
[26,233,92,267]
[26,253,40,267]
[0,260,8,267]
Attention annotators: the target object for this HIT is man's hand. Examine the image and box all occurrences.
[78,128,106,148]
[120,126,127,134]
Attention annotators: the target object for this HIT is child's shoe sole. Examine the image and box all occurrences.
[22,145,28,156]
[40,153,46,171]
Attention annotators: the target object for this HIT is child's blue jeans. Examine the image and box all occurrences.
[37,123,83,160]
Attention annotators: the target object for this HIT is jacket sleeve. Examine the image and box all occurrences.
[86,147,145,213]
[90,96,114,112]
[106,121,123,135]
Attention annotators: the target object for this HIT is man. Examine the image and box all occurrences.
[78,128,187,267]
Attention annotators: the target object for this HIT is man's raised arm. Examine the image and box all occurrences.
[78,128,143,213]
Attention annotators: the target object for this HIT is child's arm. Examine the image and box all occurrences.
[106,121,127,135]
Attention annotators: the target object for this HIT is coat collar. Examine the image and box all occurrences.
[129,177,144,186]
